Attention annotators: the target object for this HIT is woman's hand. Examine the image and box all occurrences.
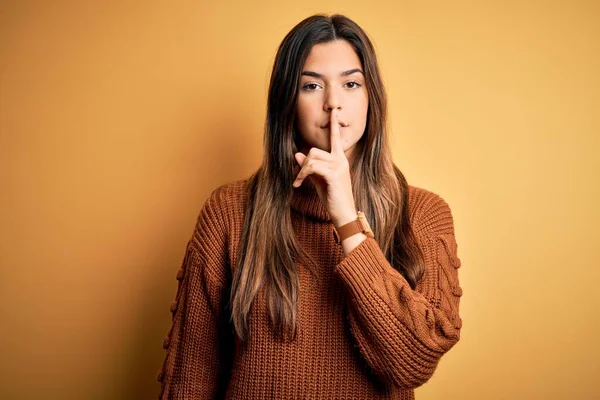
[293,109,358,228]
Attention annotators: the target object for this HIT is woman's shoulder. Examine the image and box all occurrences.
[209,177,249,202]
[199,177,250,218]
[189,178,250,249]
[406,184,456,237]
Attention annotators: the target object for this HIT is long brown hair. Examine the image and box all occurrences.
[230,14,425,342]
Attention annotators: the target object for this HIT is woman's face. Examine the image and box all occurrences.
[295,40,369,163]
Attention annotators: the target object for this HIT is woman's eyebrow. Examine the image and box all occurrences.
[301,68,364,78]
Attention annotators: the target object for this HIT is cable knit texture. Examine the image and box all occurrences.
[157,178,463,399]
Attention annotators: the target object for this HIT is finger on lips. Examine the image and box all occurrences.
[329,109,342,154]
[293,110,342,188]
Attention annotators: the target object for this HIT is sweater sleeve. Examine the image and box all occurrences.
[157,187,231,399]
[334,191,462,390]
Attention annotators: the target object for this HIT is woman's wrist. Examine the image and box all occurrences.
[341,231,367,256]
[333,211,358,229]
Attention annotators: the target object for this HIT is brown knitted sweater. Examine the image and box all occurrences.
[157,178,462,399]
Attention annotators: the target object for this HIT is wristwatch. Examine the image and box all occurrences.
[333,211,375,244]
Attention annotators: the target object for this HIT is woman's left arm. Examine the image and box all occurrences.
[335,190,463,390]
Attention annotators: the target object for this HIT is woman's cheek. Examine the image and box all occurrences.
[296,101,312,127]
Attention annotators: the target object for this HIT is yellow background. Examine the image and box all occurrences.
[1,1,598,399]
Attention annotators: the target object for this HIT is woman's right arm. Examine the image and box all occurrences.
[157,187,231,399]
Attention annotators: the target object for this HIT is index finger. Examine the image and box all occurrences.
[329,109,343,155]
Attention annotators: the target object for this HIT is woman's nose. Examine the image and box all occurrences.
[323,87,342,111]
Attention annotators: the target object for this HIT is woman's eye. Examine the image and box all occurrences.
[302,83,320,91]
[302,81,361,91]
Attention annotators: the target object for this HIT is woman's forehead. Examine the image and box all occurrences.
[302,41,362,76]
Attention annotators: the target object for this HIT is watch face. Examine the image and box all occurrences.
[357,212,372,234]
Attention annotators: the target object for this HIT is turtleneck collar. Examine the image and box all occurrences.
[290,177,331,222]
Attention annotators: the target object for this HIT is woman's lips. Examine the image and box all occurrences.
[320,122,348,129]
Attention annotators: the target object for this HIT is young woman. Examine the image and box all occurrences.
[158,13,462,399]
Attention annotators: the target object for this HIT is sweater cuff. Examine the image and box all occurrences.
[335,237,406,296]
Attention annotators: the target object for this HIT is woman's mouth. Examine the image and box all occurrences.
[320,122,348,129]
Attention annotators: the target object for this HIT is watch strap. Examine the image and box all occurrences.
[333,211,374,244]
